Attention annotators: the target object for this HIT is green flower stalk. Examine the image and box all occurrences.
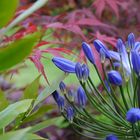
[52,33,140,140]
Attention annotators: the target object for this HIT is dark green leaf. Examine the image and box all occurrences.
[0,0,19,28]
[0,32,41,72]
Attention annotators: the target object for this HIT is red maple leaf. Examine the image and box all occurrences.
[92,0,120,19]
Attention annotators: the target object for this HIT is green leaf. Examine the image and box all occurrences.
[0,90,9,111]
[0,128,47,140]
[24,104,55,123]
[0,128,30,140]
[23,133,47,140]
[0,99,32,129]
[29,117,65,133]
[33,72,67,107]
[23,75,40,99]
[0,32,41,72]
[0,0,19,28]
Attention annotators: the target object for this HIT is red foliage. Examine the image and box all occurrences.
[4,0,140,84]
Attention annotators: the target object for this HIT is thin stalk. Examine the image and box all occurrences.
[72,125,103,140]
[76,115,128,135]
[119,86,129,110]
[64,91,128,132]
[81,82,130,128]
[133,77,139,107]
[132,124,138,140]
[101,63,126,115]
[88,77,126,116]
[126,82,133,107]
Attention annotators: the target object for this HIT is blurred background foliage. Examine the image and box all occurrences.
[0,0,140,140]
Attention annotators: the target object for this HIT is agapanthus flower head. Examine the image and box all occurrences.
[52,57,76,73]
[59,81,66,93]
[57,96,65,112]
[77,86,87,108]
[126,108,140,123]
[107,70,122,86]
[93,39,110,58]
[81,64,89,82]
[128,33,135,49]
[131,50,140,76]
[75,62,83,81]
[82,42,95,64]
[66,106,74,123]
[52,33,140,139]
[105,134,118,140]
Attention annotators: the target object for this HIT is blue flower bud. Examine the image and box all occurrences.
[82,64,89,81]
[131,50,140,76]
[82,42,95,64]
[117,39,124,53]
[128,33,135,48]
[107,70,122,86]
[126,108,140,123]
[75,63,89,82]
[57,96,65,112]
[108,50,120,61]
[59,81,66,93]
[100,48,106,63]
[77,86,87,108]
[68,89,75,102]
[117,39,131,75]
[93,39,110,58]
[66,106,74,123]
[75,62,83,81]
[52,57,76,73]
[105,134,118,140]
[52,91,65,112]
[52,90,60,102]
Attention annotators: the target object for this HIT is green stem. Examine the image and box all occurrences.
[119,86,129,110]
[132,124,138,140]
[133,77,139,107]
[82,81,130,128]
[127,82,133,107]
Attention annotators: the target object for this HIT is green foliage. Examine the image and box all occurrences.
[0,90,9,111]
[23,75,40,99]
[0,128,47,140]
[0,0,19,28]
[29,117,66,133]
[24,104,55,123]
[33,72,67,107]
[0,99,32,129]
[0,32,41,72]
